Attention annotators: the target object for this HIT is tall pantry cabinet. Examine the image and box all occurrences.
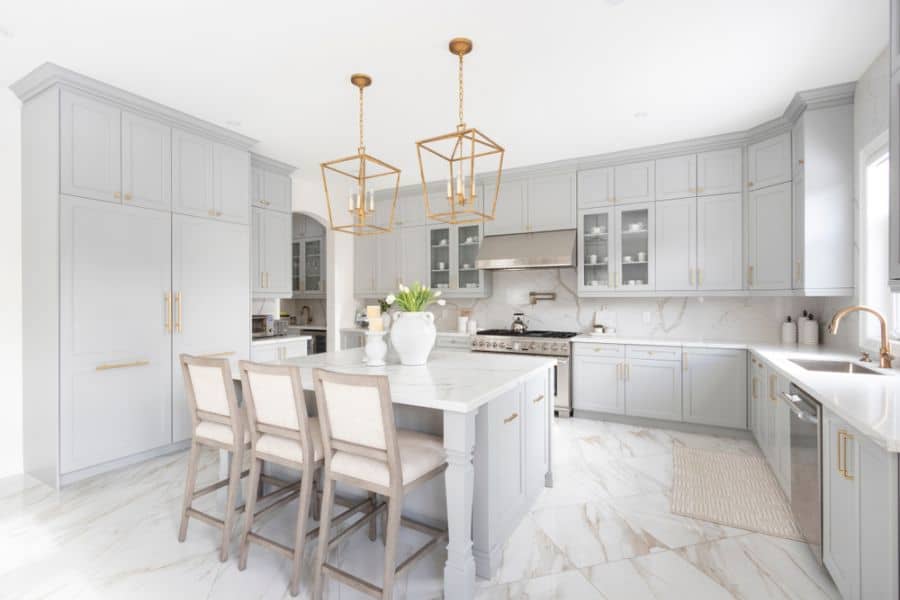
[13,64,257,486]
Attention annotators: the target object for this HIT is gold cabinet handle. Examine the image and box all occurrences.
[175,292,183,333]
[751,377,758,400]
[798,159,805,166]
[96,360,149,371]
[164,292,172,332]
[838,430,855,480]
[503,412,519,424]
[124,193,133,201]
[747,265,754,286]
[114,191,121,199]
[533,394,545,404]
[768,374,776,402]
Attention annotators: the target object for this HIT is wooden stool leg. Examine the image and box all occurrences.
[219,444,243,562]
[289,470,315,596]
[381,497,403,600]
[368,492,378,541]
[178,441,201,542]
[238,456,263,571]
[311,476,336,600]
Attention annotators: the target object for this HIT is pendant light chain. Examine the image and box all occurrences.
[358,85,365,150]
[458,52,465,126]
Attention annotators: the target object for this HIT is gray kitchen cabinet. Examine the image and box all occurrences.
[655,197,695,291]
[214,143,251,224]
[427,222,490,298]
[59,196,172,474]
[250,338,309,362]
[60,90,122,204]
[122,111,171,211]
[655,154,696,201]
[252,207,292,297]
[578,208,616,292]
[682,348,747,429]
[399,226,429,287]
[572,345,625,414]
[172,214,250,442]
[747,182,792,290]
[375,231,401,294]
[791,105,854,294]
[822,409,900,600]
[292,214,326,299]
[527,171,576,232]
[251,154,295,213]
[696,147,743,196]
[749,354,764,442]
[614,203,655,291]
[484,386,525,534]
[613,160,655,204]
[624,352,682,422]
[484,179,527,235]
[353,234,377,297]
[524,372,550,496]
[172,129,215,219]
[747,132,792,190]
[696,193,743,291]
[577,167,613,209]
[396,189,427,228]
[252,167,266,210]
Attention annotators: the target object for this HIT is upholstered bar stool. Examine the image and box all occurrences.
[237,361,374,597]
[311,369,449,600]
[177,354,251,562]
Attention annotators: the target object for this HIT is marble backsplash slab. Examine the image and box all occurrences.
[411,269,830,345]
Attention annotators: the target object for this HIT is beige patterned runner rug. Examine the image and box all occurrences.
[671,444,804,541]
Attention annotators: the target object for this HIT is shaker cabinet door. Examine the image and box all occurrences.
[214,144,250,224]
[122,111,171,211]
[613,161,655,204]
[697,193,743,290]
[748,182,792,290]
[577,167,613,209]
[696,147,742,196]
[822,411,861,600]
[682,349,746,429]
[655,154,696,201]
[60,91,122,203]
[654,197,696,291]
[625,359,682,421]
[264,171,292,213]
[528,171,576,231]
[263,210,293,296]
[484,180,527,235]
[748,133,792,190]
[573,355,624,414]
[172,129,215,218]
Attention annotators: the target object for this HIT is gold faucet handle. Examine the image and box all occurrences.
[860,352,871,363]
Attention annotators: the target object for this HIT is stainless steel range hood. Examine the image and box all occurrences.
[475,229,576,270]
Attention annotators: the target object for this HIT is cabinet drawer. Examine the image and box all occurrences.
[626,345,682,361]
[435,334,471,350]
[573,343,625,358]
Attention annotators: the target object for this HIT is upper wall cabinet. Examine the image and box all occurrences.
[251,166,292,213]
[252,207,292,296]
[577,167,613,209]
[396,189,427,228]
[484,179,527,235]
[172,130,215,218]
[747,182,792,290]
[122,112,171,211]
[655,155,696,201]
[484,171,575,235]
[614,161,655,204]
[173,131,250,225]
[60,91,122,204]
[697,148,742,196]
[747,133,792,190]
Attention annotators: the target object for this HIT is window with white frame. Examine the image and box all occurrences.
[859,138,891,349]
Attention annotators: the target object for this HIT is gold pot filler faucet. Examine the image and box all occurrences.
[827,305,894,369]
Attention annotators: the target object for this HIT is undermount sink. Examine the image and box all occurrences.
[789,359,884,375]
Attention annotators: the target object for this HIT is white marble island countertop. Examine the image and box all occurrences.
[273,348,555,413]
[250,334,312,346]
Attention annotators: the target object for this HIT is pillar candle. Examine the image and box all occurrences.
[366,305,382,332]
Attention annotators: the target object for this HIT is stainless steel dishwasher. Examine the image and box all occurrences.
[781,384,822,562]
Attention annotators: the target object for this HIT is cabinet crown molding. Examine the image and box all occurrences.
[10,62,259,149]
[251,152,297,176]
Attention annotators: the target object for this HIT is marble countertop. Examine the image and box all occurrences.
[260,348,555,414]
[251,334,312,346]
[571,334,900,452]
[290,325,327,331]
[341,327,471,338]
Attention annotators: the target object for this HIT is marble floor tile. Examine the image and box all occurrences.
[531,492,747,569]
[477,569,604,600]
[480,514,575,586]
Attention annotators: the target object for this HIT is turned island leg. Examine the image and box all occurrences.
[443,410,477,600]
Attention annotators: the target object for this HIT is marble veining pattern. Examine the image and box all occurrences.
[0,418,838,599]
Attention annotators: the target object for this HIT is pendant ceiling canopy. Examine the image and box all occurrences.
[416,37,505,225]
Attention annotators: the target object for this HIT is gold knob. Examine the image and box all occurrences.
[124,193,133,201]
[113,192,121,199]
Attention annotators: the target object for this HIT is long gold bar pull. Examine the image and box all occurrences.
[164,292,172,333]
[175,292,183,333]
[96,360,150,371]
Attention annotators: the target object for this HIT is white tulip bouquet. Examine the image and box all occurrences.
[385,282,446,312]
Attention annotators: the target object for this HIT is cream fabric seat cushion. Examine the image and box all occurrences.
[330,430,446,487]
[195,421,249,446]
[255,417,324,463]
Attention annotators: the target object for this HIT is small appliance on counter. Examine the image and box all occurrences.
[252,314,274,338]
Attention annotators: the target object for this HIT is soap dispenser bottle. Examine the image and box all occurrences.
[781,316,797,345]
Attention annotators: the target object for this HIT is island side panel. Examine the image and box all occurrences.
[443,410,477,600]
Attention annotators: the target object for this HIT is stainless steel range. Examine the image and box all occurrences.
[471,328,576,417]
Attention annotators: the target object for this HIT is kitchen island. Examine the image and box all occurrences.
[237,348,556,599]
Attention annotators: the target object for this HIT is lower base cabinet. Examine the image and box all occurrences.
[572,345,626,414]
[823,409,899,600]
[250,338,309,362]
[682,348,747,429]
[625,358,682,421]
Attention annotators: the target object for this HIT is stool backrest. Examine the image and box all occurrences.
[311,369,401,484]
[239,361,313,459]
[180,354,241,436]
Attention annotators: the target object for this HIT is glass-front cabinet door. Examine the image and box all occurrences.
[292,241,302,295]
[429,226,452,291]
[455,223,484,294]
[615,203,654,290]
[304,238,323,293]
[580,209,614,291]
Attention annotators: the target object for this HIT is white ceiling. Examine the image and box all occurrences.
[2,0,889,185]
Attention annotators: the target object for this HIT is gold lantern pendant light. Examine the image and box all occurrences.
[416,38,505,225]
[322,74,401,235]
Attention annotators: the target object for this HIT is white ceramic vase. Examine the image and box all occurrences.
[389,311,436,366]
[364,331,388,366]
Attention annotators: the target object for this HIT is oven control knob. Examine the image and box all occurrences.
[542,343,549,351]
[551,343,559,351]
